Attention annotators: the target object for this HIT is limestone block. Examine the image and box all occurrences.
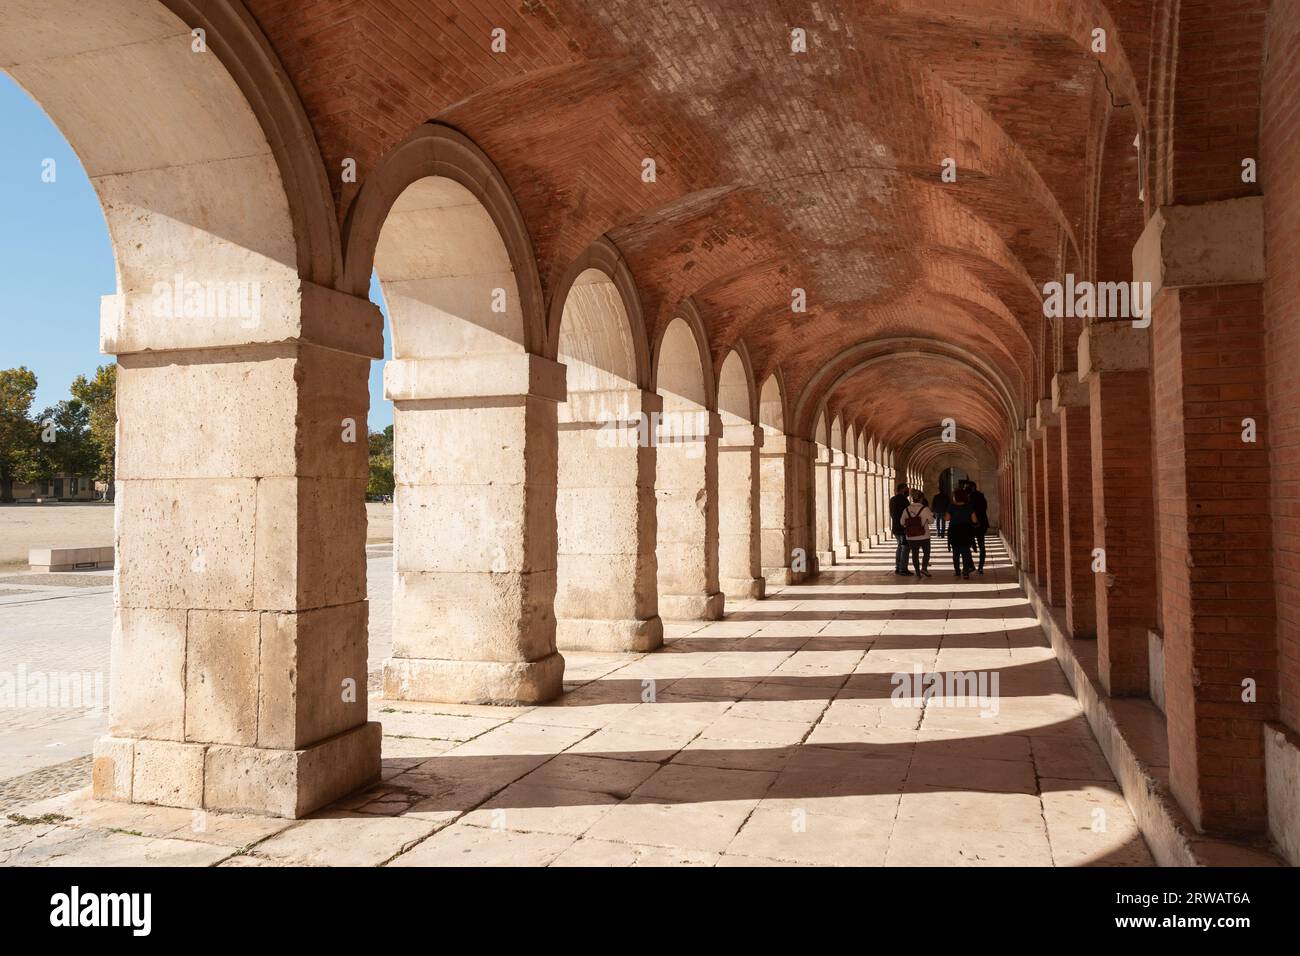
[556,429,646,488]
[1265,724,1300,866]
[658,591,724,621]
[204,721,382,818]
[384,351,565,402]
[115,350,300,480]
[1132,197,1265,297]
[1050,371,1090,412]
[295,343,373,480]
[257,602,369,750]
[556,487,639,555]
[394,397,557,487]
[395,481,557,575]
[91,735,135,802]
[384,277,526,358]
[115,477,256,610]
[555,616,663,654]
[383,654,565,706]
[392,569,557,662]
[109,607,186,740]
[555,552,649,619]
[132,738,205,808]
[1077,321,1150,379]
[253,476,368,611]
[185,609,260,746]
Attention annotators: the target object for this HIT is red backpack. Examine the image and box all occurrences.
[903,505,927,538]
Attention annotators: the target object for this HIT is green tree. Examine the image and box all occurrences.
[0,367,41,502]
[71,363,116,496]
[367,425,394,498]
[32,398,98,481]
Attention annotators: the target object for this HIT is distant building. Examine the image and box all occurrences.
[10,474,97,501]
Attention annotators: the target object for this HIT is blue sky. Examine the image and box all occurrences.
[0,73,394,430]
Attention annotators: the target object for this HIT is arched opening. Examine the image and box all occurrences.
[812,410,834,569]
[345,126,564,706]
[653,315,722,619]
[716,348,763,600]
[757,373,799,583]
[552,263,661,651]
[2,0,381,817]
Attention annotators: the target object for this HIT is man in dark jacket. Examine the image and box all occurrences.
[931,488,950,539]
[967,480,989,573]
[889,483,912,575]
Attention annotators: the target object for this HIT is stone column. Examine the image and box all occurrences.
[868,463,878,546]
[830,448,848,562]
[96,281,383,818]
[1027,421,1045,582]
[1053,372,1096,637]
[788,436,817,579]
[718,421,766,599]
[656,409,724,619]
[554,388,662,653]
[1079,322,1156,695]
[814,443,834,568]
[1139,198,1275,833]
[383,352,566,704]
[843,454,861,555]
[759,431,798,585]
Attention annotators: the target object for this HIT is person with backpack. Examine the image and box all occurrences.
[946,487,979,579]
[901,490,934,577]
[967,480,989,574]
[931,487,950,539]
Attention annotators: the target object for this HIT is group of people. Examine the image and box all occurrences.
[888,480,989,580]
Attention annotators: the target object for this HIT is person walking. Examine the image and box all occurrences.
[901,490,934,577]
[889,483,912,576]
[947,487,978,579]
[967,480,989,574]
[931,486,949,538]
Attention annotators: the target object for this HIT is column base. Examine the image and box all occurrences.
[763,566,800,586]
[856,538,870,552]
[720,576,766,599]
[556,616,663,653]
[817,550,836,567]
[92,722,382,819]
[658,591,725,621]
[383,652,565,705]
[834,546,849,561]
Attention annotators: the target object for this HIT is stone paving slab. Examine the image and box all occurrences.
[0,540,1162,866]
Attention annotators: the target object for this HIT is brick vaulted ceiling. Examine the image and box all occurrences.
[246,0,1151,452]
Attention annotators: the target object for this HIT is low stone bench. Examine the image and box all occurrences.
[28,546,114,572]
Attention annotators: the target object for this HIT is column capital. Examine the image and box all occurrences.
[1077,322,1150,378]
[385,352,566,403]
[719,421,763,448]
[1133,197,1264,299]
[1035,397,1060,429]
[1051,371,1089,411]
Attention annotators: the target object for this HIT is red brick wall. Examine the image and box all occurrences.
[1090,368,1158,694]
[1154,284,1276,833]
[1060,406,1096,636]
[1041,424,1065,606]
[1262,0,1300,734]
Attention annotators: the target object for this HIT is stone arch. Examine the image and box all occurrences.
[758,371,787,434]
[340,122,546,357]
[549,241,661,652]
[653,309,722,619]
[345,124,564,706]
[716,344,764,599]
[4,0,380,817]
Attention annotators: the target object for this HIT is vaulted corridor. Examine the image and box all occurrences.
[3,0,1299,872]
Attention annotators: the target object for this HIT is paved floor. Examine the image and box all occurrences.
[2,535,1153,866]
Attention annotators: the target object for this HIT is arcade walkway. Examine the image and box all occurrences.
[4,536,1153,866]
